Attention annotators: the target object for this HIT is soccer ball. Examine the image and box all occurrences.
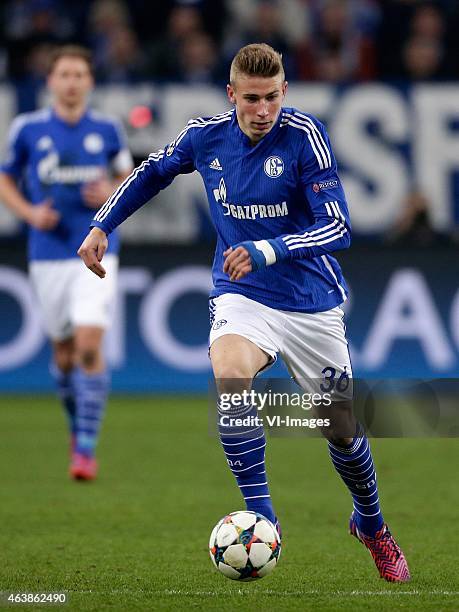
[209,511,281,581]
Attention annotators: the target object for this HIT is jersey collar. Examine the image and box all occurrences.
[50,106,90,128]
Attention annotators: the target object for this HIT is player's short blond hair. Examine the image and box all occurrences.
[230,43,285,85]
[48,45,94,76]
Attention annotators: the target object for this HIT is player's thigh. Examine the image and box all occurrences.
[70,254,118,330]
[281,306,352,389]
[209,294,278,381]
[29,260,74,340]
[210,334,269,383]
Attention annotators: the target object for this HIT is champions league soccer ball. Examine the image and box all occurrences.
[209,511,281,581]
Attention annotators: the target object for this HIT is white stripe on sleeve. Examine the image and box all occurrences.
[253,240,277,266]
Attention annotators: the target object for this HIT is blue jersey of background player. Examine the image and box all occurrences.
[1,104,128,261]
[0,46,133,481]
[78,44,410,582]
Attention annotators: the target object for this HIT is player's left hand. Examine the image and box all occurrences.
[223,245,253,281]
[82,178,115,209]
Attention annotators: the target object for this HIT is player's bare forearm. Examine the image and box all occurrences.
[77,227,108,278]
[0,173,29,219]
[0,173,60,230]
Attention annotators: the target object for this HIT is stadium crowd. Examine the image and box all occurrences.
[0,0,457,246]
[1,0,459,86]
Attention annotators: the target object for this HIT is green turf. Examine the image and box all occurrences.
[0,395,458,611]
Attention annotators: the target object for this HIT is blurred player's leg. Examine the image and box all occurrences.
[73,326,109,462]
[30,261,79,454]
[69,256,117,479]
[51,338,77,451]
[211,334,277,525]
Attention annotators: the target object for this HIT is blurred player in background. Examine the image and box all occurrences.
[0,46,133,480]
[78,43,410,581]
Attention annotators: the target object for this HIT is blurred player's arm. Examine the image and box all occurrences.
[0,115,59,230]
[78,122,196,276]
[0,172,60,230]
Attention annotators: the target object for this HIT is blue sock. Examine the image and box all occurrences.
[328,424,384,536]
[74,368,110,457]
[218,400,276,524]
[50,364,76,435]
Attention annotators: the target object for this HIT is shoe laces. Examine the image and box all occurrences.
[376,527,401,561]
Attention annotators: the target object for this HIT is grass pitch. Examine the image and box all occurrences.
[0,395,458,611]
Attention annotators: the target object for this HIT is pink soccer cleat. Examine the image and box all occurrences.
[70,453,98,481]
[349,512,411,582]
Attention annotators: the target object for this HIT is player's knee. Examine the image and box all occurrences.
[214,366,253,395]
[213,358,254,380]
[54,353,73,373]
[78,348,99,370]
[319,420,355,446]
[316,400,355,444]
[53,345,74,373]
[216,365,251,379]
[323,431,354,447]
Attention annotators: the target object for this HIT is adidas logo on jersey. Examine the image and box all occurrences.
[209,158,223,170]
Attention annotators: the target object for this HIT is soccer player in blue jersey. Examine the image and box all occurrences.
[0,46,133,480]
[78,44,410,580]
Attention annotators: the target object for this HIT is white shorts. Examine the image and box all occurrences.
[29,255,118,341]
[209,293,352,385]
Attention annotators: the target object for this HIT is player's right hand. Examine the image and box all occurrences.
[77,227,108,278]
[27,200,60,230]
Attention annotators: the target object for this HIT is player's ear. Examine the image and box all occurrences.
[227,83,236,105]
[282,81,288,99]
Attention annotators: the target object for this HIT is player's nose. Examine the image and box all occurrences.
[257,102,269,117]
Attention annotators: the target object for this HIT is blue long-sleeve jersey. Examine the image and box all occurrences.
[92,107,351,312]
[0,107,133,261]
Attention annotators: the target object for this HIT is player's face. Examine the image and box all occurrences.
[47,57,93,108]
[227,74,287,144]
